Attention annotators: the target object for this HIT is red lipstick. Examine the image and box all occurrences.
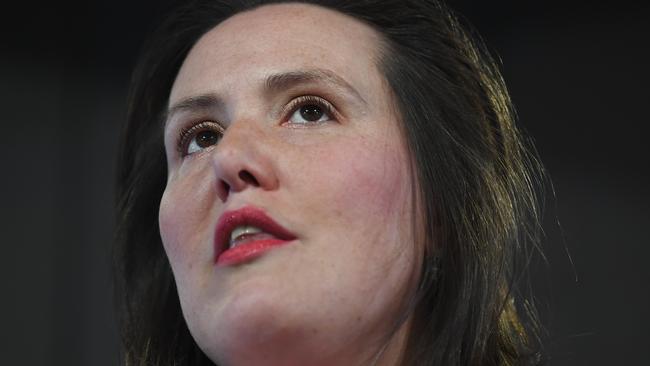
[214,206,296,266]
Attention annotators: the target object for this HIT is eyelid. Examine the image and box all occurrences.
[282,95,339,125]
[176,120,225,156]
[171,96,338,157]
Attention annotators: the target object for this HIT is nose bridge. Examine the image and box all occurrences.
[223,116,262,147]
[210,117,277,202]
[216,116,267,164]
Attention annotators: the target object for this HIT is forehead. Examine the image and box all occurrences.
[169,3,384,105]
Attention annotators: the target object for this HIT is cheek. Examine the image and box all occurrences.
[308,136,416,322]
[309,136,411,224]
[159,186,193,268]
[351,153,407,214]
[292,131,415,290]
[158,167,218,270]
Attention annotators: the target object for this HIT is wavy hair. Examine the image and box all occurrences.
[114,1,546,364]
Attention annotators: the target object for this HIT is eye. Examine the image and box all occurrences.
[177,121,224,156]
[286,96,335,125]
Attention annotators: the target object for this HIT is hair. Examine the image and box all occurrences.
[114,0,546,365]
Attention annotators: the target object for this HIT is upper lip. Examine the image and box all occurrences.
[214,206,297,259]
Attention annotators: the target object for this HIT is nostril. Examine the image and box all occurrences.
[217,170,259,202]
[238,170,259,187]
[219,180,231,201]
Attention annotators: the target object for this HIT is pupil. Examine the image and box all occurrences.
[300,105,323,121]
[196,131,219,148]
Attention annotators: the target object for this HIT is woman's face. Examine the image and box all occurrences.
[160,3,417,365]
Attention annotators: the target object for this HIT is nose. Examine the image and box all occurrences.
[211,120,279,202]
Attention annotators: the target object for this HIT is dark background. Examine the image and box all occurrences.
[1,1,648,365]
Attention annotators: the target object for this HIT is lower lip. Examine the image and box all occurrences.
[216,238,292,266]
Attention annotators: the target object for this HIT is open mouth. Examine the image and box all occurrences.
[214,206,297,266]
[228,225,276,249]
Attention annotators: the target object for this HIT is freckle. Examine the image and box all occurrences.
[356,316,362,322]
[333,208,344,218]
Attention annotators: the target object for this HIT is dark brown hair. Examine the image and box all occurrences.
[114,0,546,364]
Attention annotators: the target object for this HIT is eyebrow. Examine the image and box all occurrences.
[165,68,366,125]
[263,68,366,104]
[164,94,224,127]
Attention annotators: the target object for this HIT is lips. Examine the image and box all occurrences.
[214,206,297,266]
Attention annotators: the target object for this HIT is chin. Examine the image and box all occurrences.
[187,281,327,365]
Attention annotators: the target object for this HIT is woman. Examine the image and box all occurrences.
[114,0,546,365]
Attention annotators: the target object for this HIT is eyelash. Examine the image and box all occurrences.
[176,121,224,156]
[282,95,336,125]
[175,95,338,156]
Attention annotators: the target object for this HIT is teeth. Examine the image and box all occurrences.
[229,225,263,248]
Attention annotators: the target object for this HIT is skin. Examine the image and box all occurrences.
[159,4,418,365]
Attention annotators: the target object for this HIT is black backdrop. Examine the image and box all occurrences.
[1,1,648,365]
